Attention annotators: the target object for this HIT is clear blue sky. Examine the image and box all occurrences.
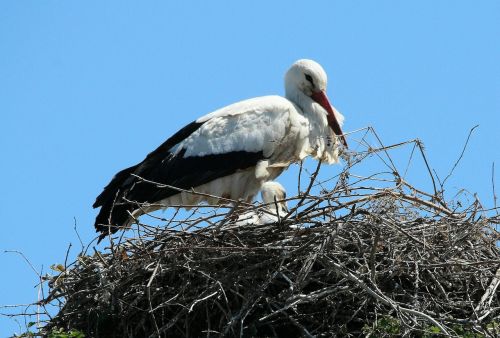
[1,1,498,335]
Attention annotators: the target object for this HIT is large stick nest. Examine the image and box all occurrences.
[33,133,500,337]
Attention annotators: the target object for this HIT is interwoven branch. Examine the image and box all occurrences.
[4,131,500,337]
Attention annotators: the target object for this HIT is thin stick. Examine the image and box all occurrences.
[442,125,479,188]
[492,162,498,215]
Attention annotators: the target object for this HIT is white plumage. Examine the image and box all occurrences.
[157,61,346,208]
[94,59,347,240]
[235,181,289,226]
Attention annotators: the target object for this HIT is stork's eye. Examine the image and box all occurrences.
[305,74,314,84]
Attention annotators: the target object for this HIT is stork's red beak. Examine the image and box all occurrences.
[310,90,348,148]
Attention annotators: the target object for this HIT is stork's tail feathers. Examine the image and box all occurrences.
[94,201,136,243]
[93,164,140,242]
[93,164,138,209]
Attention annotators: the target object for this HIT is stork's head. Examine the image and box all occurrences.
[285,59,348,148]
[261,181,288,215]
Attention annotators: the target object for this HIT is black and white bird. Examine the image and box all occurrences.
[235,181,289,226]
[93,59,347,240]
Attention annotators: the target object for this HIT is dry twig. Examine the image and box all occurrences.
[4,132,500,337]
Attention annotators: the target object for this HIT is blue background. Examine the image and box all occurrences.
[1,1,498,335]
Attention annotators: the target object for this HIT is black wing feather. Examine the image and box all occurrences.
[123,148,264,203]
[93,119,265,238]
[93,120,203,209]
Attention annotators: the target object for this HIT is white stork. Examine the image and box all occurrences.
[235,181,289,226]
[93,59,347,241]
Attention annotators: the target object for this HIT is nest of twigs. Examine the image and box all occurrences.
[35,133,500,337]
